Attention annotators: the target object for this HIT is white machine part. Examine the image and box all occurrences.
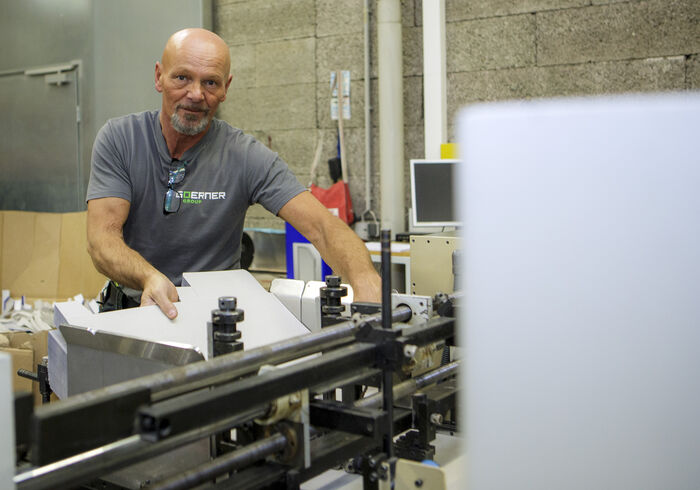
[50,270,311,398]
[0,353,15,489]
[269,278,305,322]
[459,93,700,489]
[272,279,354,333]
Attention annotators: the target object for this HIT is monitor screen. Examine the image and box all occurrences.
[410,159,459,228]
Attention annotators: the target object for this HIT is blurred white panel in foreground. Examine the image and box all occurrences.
[458,93,700,490]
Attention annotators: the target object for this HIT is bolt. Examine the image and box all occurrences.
[369,472,378,482]
[404,344,418,359]
[325,275,341,287]
[415,478,424,487]
[290,393,301,405]
[430,413,443,425]
[218,296,237,310]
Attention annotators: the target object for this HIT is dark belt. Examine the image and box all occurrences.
[98,281,140,312]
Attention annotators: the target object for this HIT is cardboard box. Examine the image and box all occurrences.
[0,211,107,299]
[0,330,49,404]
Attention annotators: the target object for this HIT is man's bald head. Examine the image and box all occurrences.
[155,28,233,137]
[161,28,231,76]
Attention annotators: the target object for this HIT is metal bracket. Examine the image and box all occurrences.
[378,458,446,490]
[392,294,433,326]
[25,61,79,86]
[310,399,387,438]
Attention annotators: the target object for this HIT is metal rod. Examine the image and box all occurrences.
[379,229,395,456]
[382,369,394,457]
[42,321,357,420]
[15,405,268,490]
[363,0,373,215]
[140,344,379,442]
[355,360,460,409]
[381,229,392,329]
[152,434,288,490]
[156,305,412,401]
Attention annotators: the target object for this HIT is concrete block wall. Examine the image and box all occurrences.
[215,0,699,229]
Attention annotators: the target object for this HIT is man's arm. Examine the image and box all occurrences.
[86,197,179,319]
[278,191,382,303]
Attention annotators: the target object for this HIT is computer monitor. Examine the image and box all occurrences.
[410,159,460,228]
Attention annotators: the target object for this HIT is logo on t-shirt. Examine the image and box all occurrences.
[175,190,227,205]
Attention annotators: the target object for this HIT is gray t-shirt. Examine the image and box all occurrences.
[87,110,305,286]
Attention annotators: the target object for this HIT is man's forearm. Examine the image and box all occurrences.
[88,234,160,290]
[312,219,381,302]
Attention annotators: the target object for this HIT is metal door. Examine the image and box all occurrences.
[0,62,82,211]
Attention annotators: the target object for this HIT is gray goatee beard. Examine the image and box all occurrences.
[171,106,211,136]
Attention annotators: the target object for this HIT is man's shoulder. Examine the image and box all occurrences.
[105,110,158,131]
[209,119,271,156]
[210,118,246,141]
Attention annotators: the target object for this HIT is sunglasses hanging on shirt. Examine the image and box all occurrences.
[163,159,187,214]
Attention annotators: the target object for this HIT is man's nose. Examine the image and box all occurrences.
[187,83,204,102]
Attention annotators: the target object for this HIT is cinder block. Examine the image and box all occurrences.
[245,203,273,220]
[546,56,686,95]
[316,33,366,86]
[295,172,313,189]
[403,26,423,77]
[255,38,315,86]
[229,44,256,89]
[446,15,536,73]
[537,0,700,66]
[444,0,588,22]
[316,78,368,130]
[403,0,419,27]
[591,0,643,4]
[446,57,686,125]
[219,83,316,130]
[261,129,318,177]
[317,0,365,38]
[368,119,415,166]
[403,76,424,129]
[216,0,314,45]
[366,77,423,130]
[404,124,425,162]
[215,0,247,7]
[244,214,285,231]
[688,55,700,89]
[305,126,369,189]
[368,123,423,214]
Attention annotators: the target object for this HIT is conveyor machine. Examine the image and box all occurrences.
[11,232,460,490]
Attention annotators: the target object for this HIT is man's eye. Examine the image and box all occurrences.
[176,75,187,81]
[205,80,216,86]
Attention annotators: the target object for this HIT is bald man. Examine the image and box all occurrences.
[86,28,381,319]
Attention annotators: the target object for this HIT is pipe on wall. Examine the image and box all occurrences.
[362,0,372,217]
[377,0,405,236]
[422,0,447,159]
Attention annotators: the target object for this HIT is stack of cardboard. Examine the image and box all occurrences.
[0,211,107,302]
[0,330,49,405]
[0,210,106,403]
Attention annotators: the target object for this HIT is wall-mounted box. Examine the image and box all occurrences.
[410,232,461,296]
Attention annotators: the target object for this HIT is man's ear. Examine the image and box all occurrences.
[221,73,233,101]
[155,62,164,93]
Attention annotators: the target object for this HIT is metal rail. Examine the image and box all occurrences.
[144,362,460,490]
[355,360,460,409]
[15,405,268,490]
[151,434,288,490]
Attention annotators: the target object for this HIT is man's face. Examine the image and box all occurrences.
[155,36,232,136]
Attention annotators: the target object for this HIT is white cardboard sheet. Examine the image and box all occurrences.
[56,270,310,359]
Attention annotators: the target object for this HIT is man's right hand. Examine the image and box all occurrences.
[140,273,180,319]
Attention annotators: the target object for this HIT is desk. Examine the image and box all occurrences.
[365,241,411,293]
